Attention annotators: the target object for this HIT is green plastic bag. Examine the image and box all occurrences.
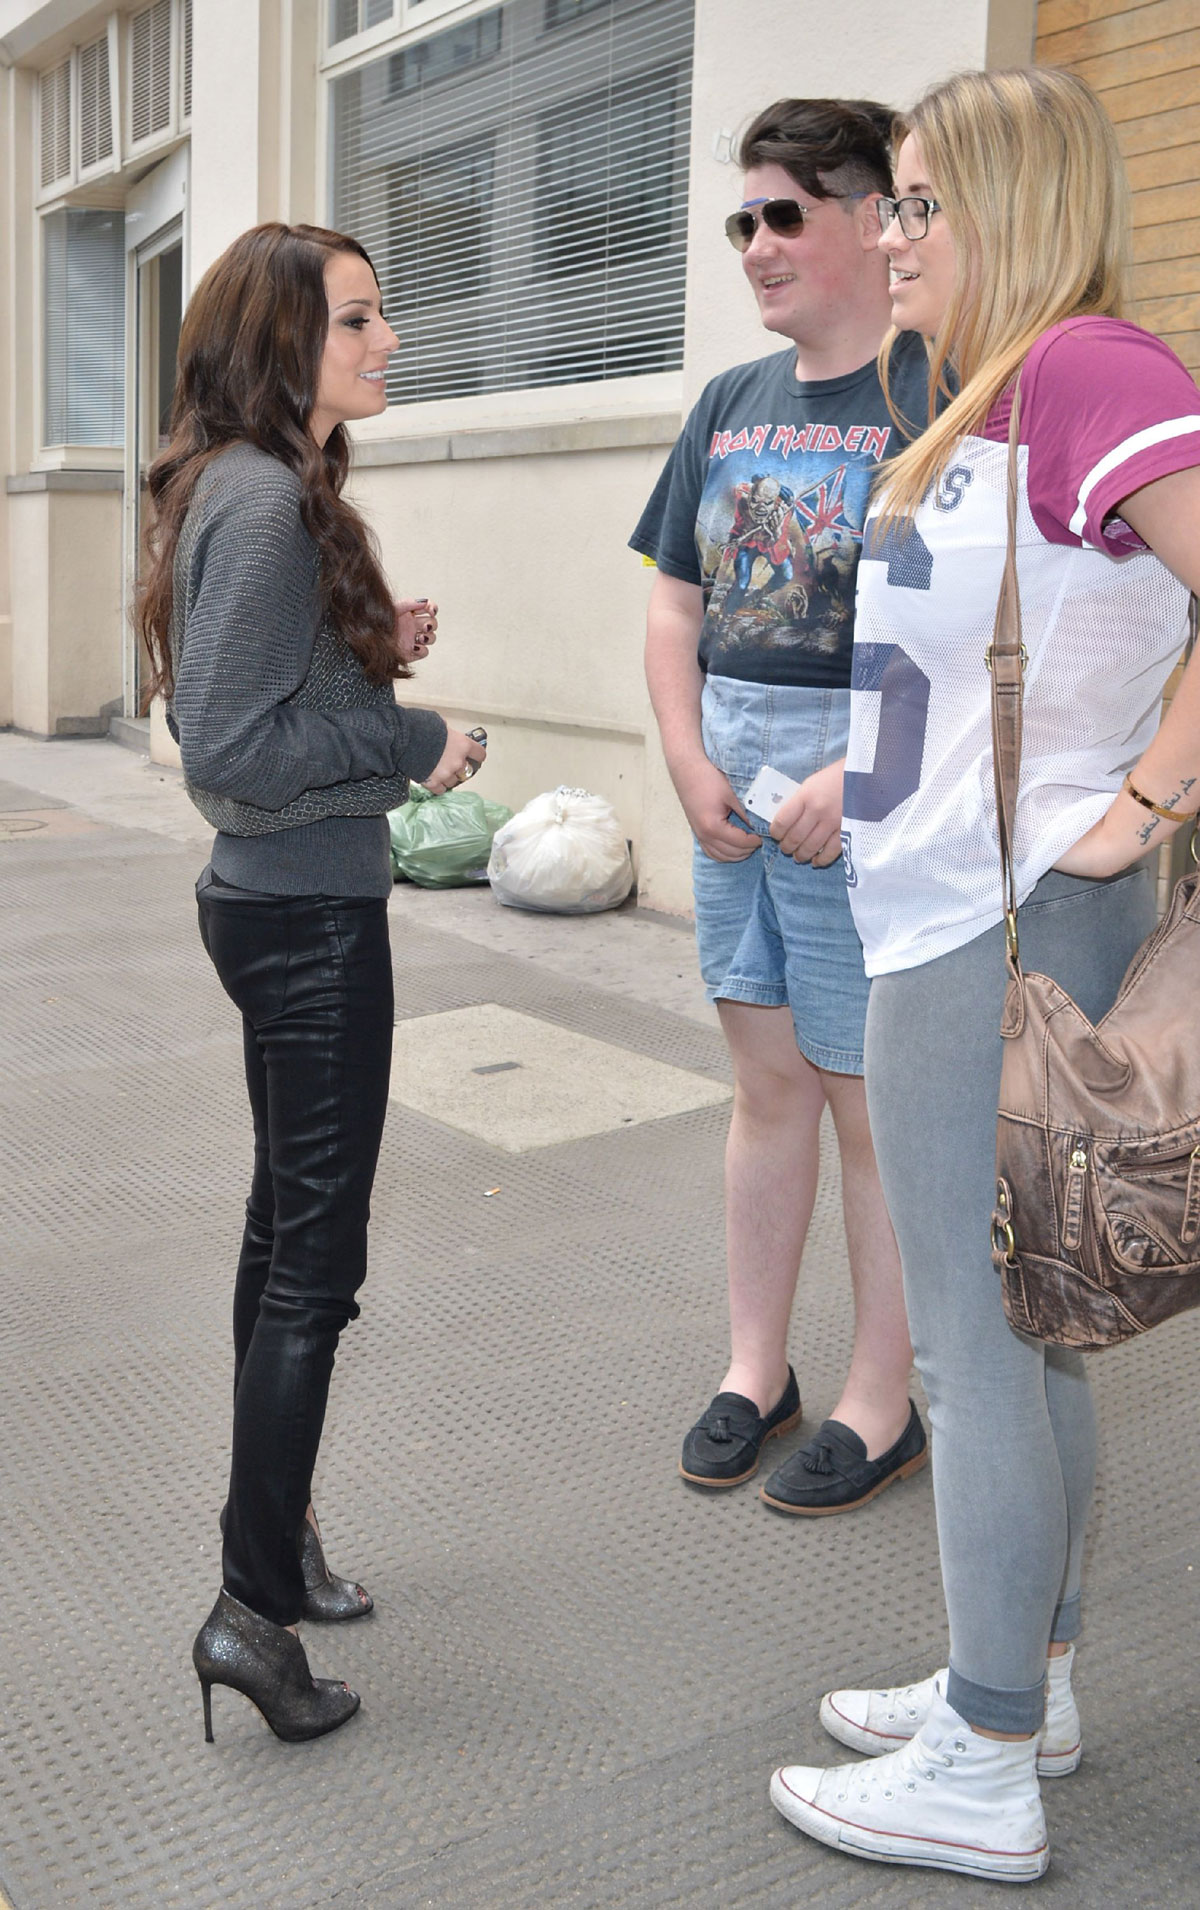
[388,783,513,888]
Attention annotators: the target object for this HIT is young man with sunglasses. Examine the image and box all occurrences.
[631,99,930,1516]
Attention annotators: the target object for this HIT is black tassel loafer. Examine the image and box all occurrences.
[759,1400,927,1515]
[679,1366,803,1487]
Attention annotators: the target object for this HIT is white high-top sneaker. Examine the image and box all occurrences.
[820,1647,1082,1777]
[771,1685,1049,1882]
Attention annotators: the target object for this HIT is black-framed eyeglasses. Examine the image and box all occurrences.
[877,195,942,240]
[723,192,867,252]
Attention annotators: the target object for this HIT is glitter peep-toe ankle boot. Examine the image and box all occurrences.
[301,1513,374,1622]
[219,1502,374,1623]
[193,1589,361,1744]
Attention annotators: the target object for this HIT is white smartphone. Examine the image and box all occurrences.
[743,764,803,824]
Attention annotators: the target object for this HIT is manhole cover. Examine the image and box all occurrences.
[0,816,47,840]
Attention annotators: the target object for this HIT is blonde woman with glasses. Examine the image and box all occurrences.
[767,68,1200,1882]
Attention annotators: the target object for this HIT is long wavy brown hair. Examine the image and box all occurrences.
[138,222,407,702]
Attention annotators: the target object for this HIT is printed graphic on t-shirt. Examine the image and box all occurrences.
[696,420,894,681]
[628,336,932,689]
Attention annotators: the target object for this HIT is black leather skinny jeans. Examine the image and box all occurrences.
[197,878,393,1626]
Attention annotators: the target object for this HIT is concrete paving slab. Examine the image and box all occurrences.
[3,732,1200,1910]
[0,806,102,842]
[0,777,66,811]
[389,1002,731,1150]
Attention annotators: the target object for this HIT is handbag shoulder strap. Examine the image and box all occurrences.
[988,383,1025,962]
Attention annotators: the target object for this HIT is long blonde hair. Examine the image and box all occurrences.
[876,67,1130,525]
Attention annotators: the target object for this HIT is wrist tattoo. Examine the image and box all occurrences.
[1122,771,1200,825]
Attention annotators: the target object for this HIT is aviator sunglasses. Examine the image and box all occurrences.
[724,191,868,252]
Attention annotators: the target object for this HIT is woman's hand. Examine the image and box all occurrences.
[423,726,486,795]
[395,598,438,662]
[771,759,845,866]
[1053,786,1184,879]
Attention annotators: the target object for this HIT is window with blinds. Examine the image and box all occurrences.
[39,61,71,192]
[131,0,173,145]
[43,208,125,447]
[330,0,693,404]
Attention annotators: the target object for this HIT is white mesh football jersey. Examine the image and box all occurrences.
[843,433,1191,976]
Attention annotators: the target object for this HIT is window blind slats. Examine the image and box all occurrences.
[131,0,173,144]
[40,61,71,190]
[332,0,693,403]
[43,209,125,446]
[183,0,193,120]
[79,35,114,171]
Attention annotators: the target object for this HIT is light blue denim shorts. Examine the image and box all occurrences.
[693,675,869,1075]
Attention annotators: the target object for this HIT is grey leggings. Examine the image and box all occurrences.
[865,864,1156,1733]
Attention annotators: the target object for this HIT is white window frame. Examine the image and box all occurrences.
[324,0,475,62]
[318,0,687,447]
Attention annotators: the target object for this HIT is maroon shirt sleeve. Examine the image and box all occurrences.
[983,317,1200,552]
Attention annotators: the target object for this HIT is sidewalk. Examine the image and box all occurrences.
[2,731,1198,1910]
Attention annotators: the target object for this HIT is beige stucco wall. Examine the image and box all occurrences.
[188,0,264,279]
[8,489,48,731]
[188,0,319,279]
[347,438,671,847]
[0,64,12,728]
[9,484,121,733]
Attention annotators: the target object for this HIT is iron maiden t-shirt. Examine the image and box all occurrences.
[630,332,929,689]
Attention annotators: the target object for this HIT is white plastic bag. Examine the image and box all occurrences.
[487,786,633,914]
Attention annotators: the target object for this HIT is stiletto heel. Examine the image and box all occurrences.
[192,1590,361,1743]
[301,1515,374,1623]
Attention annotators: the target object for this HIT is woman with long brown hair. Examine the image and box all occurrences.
[139,222,484,1743]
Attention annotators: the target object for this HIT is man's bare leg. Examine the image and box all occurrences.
[716,1002,913,1460]
[717,1000,825,1415]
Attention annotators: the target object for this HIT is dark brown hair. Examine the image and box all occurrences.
[736,97,895,200]
[138,222,406,703]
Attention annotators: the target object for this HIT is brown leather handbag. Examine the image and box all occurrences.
[988,388,1200,1350]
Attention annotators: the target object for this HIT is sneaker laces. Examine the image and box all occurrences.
[830,1728,968,1806]
[877,1678,933,1723]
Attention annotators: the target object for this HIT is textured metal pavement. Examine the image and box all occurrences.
[2,737,1200,1910]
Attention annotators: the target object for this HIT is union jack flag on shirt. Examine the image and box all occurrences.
[792,463,860,543]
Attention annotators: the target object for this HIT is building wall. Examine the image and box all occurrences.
[0,61,13,728]
[8,477,122,733]
[1036,0,1200,379]
[3,0,1035,910]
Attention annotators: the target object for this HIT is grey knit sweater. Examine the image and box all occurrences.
[168,443,447,896]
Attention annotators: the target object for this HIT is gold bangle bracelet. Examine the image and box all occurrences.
[1121,772,1200,823]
